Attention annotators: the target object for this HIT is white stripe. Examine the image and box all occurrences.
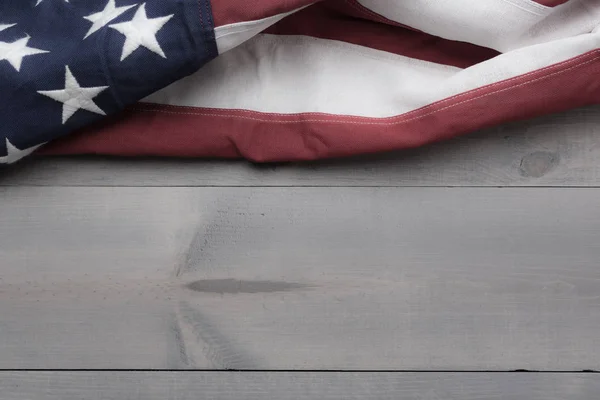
[356,0,600,52]
[145,31,600,118]
[214,6,308,54]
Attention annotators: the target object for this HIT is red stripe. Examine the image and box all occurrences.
[42,50,600,162]
[265,1,498,68]
[533,0,570,6]
[211,0,318,26]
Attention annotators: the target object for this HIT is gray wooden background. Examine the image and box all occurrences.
[1,106,600,398]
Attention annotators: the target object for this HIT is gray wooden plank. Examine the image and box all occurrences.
[2,187,600,370]
[2,372,600,400]
[2,106,600,187]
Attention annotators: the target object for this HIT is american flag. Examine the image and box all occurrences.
[2,0,600,164]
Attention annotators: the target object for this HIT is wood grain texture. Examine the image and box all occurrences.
[2,106,600,187]
[2,372,600,400]
[2,187,600,370]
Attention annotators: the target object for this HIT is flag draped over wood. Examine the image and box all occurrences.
[2,0,600,164]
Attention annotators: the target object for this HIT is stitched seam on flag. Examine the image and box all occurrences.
[497,0,550,15]
[526,0,555,10]
[215,28,261,39]
[204,0,210,34]
[96,27,123,108]
[132,52,599,125]
[197,0,204,33]
[214,5,313,40]
[513,0,554,12]
[215,15,289,35]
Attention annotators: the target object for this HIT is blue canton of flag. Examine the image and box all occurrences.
[0,0,217,164]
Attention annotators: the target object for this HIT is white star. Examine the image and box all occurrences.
[37,66,109,124]
[0,23,16,32]
[35,0,69,6]
[109,3,173,61]
[0,36,49,72]
[83,0,137,39]
[0,138,45,164]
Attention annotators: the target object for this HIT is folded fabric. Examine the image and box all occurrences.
[2,0,599,164]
